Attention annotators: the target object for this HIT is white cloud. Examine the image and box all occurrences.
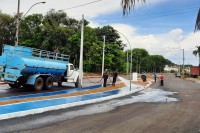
[111,23,136,35]
[88,21,102,28]
[0,0,121,18]
[108,23,200,65]
[0,0,168,19]
[110,23,137,48]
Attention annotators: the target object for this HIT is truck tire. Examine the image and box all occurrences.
[8,82,21,88]
[75,77,79,88]
[34,77,44,91]
[45,77,53,89]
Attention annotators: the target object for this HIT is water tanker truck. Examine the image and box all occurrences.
[0,44,79,91]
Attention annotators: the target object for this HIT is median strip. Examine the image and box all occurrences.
[0,83,125,106]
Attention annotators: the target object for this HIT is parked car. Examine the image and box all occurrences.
[175,73,181,78]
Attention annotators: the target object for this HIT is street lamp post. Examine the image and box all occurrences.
[151,60,156,73]
[102,35,105,75]
[139,57,148,74]
[117,31,132,91]
[126,50,129,79]
[15,0,20,46]
[23,2,46,17]
[15,1,46,46]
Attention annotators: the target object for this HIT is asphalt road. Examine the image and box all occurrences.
[1,74,200,133]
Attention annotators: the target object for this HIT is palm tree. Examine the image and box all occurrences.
[194,8,200,32]
[193,46,200,76]
[121,0,146,15]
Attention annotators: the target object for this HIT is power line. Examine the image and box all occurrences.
[128,6,199,18]
[95,6,199,22]
[60,0,102,10]
[65,5,199,23]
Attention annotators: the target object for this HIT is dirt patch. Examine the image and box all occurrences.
[0,83,126,106]
[83,73,102,78]
[132,81,149,86]
[83,73,102,76]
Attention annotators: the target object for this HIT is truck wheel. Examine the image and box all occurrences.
[9,82,21,88]
[34,77,44,91]
[75,77,79,88]
[45,77,53,89]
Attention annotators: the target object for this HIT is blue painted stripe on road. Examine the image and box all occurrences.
[0,89,119,114]
[0,85,102,101]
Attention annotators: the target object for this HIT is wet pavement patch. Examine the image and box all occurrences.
[133,88,178,103]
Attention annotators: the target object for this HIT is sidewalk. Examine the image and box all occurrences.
[185,77,200,84]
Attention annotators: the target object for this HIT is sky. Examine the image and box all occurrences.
[0,0,200,65]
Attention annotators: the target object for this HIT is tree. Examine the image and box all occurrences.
[19,14,43,47]
[0,12,16,52]
[95,26,124,50]
[95,26,126,72]
[149,55,166,73]
[132,48,149,72]
[193,46,200,76]
[121,0,146,15]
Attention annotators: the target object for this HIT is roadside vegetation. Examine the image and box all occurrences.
[0,10,173,73]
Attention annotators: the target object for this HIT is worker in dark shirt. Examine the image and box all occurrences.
[112,69,118,86]
[103,69,109,87]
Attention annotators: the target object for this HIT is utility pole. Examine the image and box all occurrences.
[79,14,84,88]
[102,36,105,75]
[127,50,129,79]
[136,56,138,73]
[15,1,45,46]
[130,48,132,91]
[15,0,20,46]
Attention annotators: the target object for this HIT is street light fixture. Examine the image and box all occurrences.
[15,0,46,46]
[117,31,132,91]
[23,2,46,17]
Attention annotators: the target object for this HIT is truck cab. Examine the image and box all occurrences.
[61,63,79,87]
